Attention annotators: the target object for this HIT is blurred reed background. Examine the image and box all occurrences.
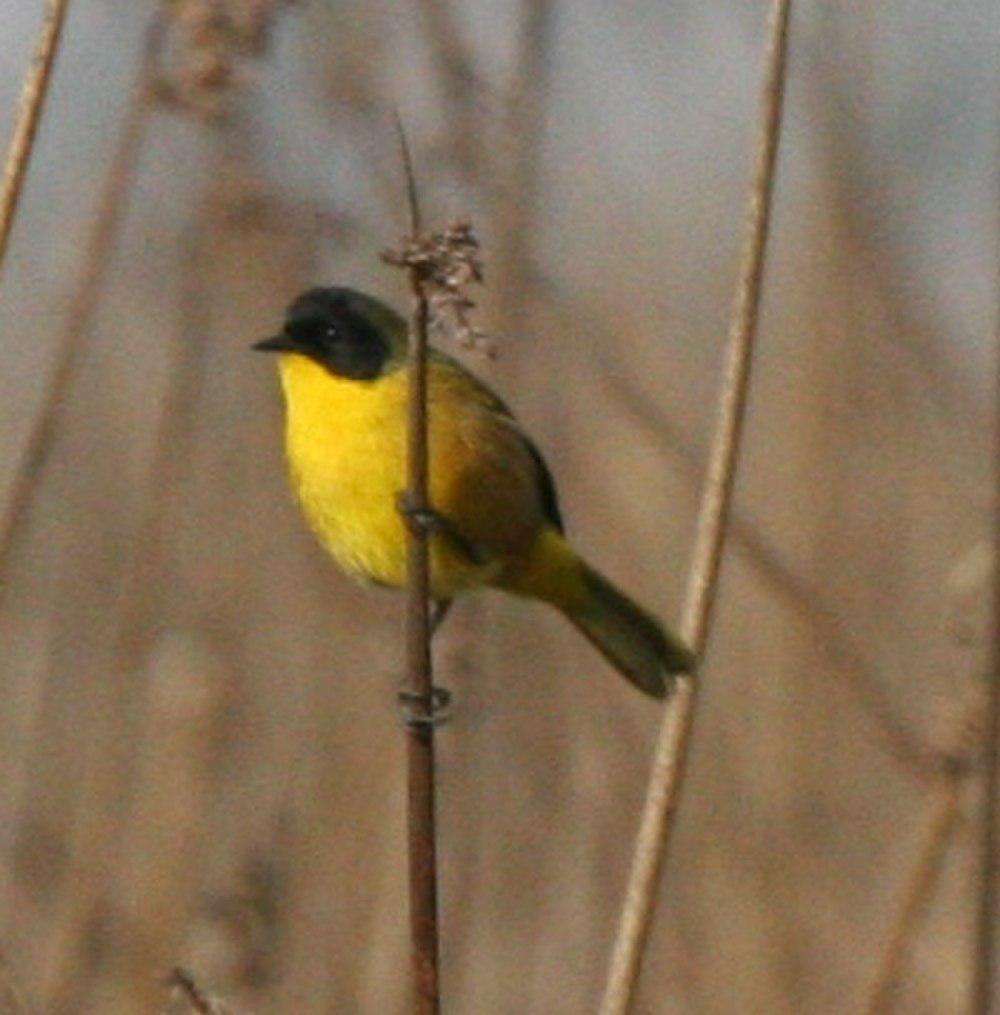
[0,1,996,1011]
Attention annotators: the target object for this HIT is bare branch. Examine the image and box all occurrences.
[168,967,231,1014]
[387,120,440,1014]
[0,0,71,273]
[383,118,490,1011]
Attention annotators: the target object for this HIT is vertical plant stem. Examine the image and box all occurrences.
[397,121,441,1014]
[0,14,162,601]
[863,771,963,1013]
[600,2,793,1011]
[972,297,1000,1012]
[592,355,953,778]
[0,0,71,273]
[40,136,211,1011]
[169,968,220,1014]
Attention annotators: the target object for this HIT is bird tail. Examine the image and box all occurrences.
[568,562,694,698]
[507,529,695,698]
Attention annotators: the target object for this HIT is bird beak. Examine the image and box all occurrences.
[253,333,295,352]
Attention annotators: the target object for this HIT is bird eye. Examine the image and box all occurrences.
[325,324,339,341]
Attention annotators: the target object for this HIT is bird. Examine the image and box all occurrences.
[253,286,694,698]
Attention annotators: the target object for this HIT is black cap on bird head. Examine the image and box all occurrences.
[253,287,407,380]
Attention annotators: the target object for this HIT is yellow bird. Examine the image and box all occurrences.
[254,287,694,697]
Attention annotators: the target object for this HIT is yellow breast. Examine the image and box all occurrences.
[277,353,536,598]
[280,353,409,586]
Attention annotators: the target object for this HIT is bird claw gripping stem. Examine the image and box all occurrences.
[395,491,489,565]
[397,685,452,728]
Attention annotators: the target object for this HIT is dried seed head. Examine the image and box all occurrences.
[382,219,496,357]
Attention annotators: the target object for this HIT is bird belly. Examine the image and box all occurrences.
[281,359,506,598]
[294,459,408,588]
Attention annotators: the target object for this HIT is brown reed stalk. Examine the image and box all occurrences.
[972,322,1000,1012]
[863,769,964,1013]
[396,120,441,1014]
[536,271,956,777]
[0,14,163,601]
[594,357,945,778]
[382,124,486,1013]
[39,170,215,1012]
[862,541,992,1012]
[170,966,230,1014]
[600,2,793,1010]
[0,0,71,273]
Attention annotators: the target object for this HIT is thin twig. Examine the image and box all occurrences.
[396,117,441,1015]
[169,967,228,1014]
[863,770,964,1013]
[0,0,71,273]
[0,14,163,605]
[382,129,486,1015]
[600,2,793,1011]
[971,277,1000,1013]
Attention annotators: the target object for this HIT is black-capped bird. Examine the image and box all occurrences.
[254,287,694,697]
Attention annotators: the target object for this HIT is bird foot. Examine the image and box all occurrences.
[395,492,488,565]
[397,685,452,728]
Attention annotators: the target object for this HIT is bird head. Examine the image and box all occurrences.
[253,287,407,380]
